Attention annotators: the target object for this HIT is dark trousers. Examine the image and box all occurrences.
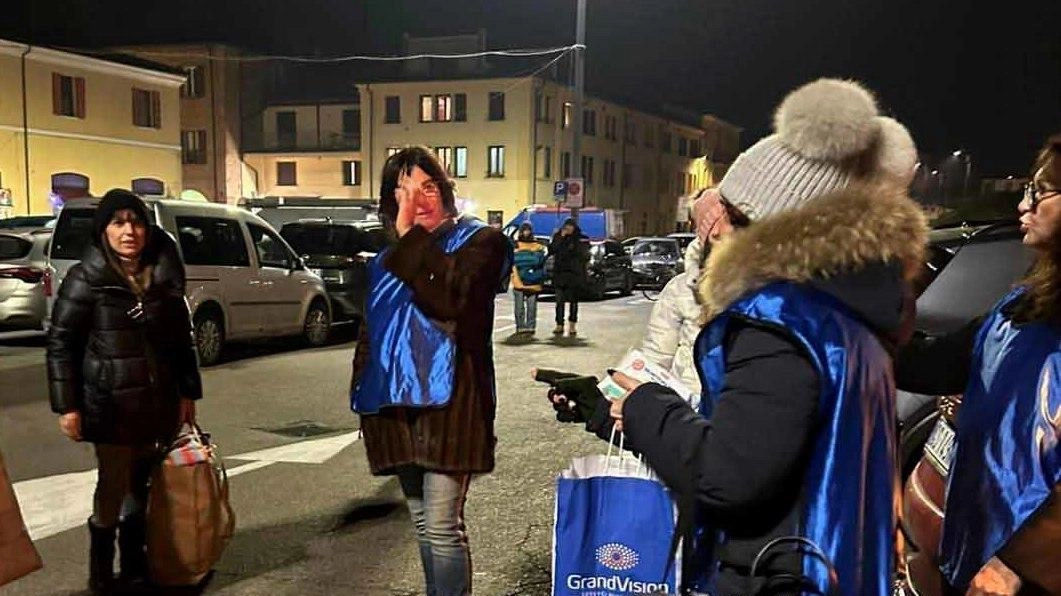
[555,287,579,324]
[92,444,158,527]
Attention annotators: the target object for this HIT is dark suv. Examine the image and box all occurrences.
[279,220,388,322]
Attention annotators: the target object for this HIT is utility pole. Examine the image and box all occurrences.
[570,0,586,223]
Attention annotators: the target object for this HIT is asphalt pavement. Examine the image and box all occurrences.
[0,291,656,596]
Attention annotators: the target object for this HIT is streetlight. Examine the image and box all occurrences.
[953,149,972,198]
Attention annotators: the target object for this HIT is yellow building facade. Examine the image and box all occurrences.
[357,77,738,235]
[0,39,184,216]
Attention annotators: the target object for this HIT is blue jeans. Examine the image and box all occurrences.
[512,290,538,332]
[397,466,472,596]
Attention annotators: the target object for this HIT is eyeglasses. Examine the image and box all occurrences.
[1024,182,1061,212]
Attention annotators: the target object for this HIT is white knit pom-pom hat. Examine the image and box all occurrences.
[718,78,917,221]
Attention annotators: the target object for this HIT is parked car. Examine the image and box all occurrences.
[629,237,683,289]
[48,198,331,366]
[279,220,387,323]
[0,215,55,230]
[621,237,642,254]
[667,232,696,253]
[542,239,633,299]
[898,220,1033,596]
[0,229,51,330]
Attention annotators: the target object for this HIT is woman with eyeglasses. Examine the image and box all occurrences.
[350,146,511,596]
[896,135,1061,596]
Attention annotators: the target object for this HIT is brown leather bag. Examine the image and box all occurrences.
[0,450,43,586]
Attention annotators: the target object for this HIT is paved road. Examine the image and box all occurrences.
[0,292,656,596]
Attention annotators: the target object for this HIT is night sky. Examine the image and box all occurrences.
[4,0,1059,177]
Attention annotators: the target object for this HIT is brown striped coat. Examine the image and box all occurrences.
[351,222,508,475]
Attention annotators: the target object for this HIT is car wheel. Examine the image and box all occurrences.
[194,311,224,367]
[303,300,331,347]
[620,273,634,296]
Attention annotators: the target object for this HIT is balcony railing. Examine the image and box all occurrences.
[249,132,361,153]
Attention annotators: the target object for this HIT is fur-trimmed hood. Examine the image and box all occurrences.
[698,184,928,326]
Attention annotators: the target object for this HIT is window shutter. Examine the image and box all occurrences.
[151,91,161,128]
[454,94,467,122]
[74,77,86,118]
[132,90,141,126]
[51,73,62,115]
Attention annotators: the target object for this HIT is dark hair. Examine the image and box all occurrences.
[1013,134,1061,324]
[378,146,457,225]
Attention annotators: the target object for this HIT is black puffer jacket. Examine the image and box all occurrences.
[550,227,590,290]
[47,227,202,445]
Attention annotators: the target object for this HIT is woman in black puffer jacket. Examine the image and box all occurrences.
[46,189,202,594]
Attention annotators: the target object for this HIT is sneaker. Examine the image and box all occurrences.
[553,325,564,336]
[567,322,578,337]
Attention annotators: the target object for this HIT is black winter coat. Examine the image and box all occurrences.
[47,227,202,445]
[550,230,589,290]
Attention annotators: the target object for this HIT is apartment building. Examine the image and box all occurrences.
[0,39,184,216]
[242,99,363,199]
[115,44,245,204]
[357,77,738,235]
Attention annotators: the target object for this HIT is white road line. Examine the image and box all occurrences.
[495,315,515,321]
[493,324,517,335]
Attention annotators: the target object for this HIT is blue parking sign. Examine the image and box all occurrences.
[553,180,568,199]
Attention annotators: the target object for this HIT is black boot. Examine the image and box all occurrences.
[88,518,117,595]
[118,514,149,592]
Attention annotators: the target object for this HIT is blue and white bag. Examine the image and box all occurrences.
[552,433,680,595]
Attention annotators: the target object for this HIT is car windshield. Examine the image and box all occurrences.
[632,240,678,258]
[0,235,31,260]
[281,224,383,256]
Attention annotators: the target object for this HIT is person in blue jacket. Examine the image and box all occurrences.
[510,222,547,337]
[896,135,1061,596]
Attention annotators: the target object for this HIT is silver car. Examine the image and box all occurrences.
[0,229,51,330]
[48,198,331,366]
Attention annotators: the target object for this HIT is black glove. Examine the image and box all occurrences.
[535,368,605,423]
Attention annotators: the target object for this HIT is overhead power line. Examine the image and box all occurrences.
[40,42,586,64]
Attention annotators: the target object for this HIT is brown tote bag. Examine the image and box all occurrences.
[147,425,235,586]
[0,449,43,586]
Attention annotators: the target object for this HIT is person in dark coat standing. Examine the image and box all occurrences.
[549,218,589,337]
[46,189,201,594]
[350,147,510,596]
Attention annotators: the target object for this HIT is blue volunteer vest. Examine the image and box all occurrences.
[940,287,1061,589]
[350,218,488,415]
[692,282,898,596]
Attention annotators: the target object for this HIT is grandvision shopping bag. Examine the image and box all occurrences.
[552,437,679,595]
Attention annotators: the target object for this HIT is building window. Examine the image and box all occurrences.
[434,95,452,122]
[562,102,573,129]
[52,73,85,118]
[661,131,673,154]
[181,130,207,164]
[386,147,401,157]
[581,155,595,185]
[487,146,505,177]
[625,121,636,145]
[561,152,572,178]
[536,95,554,123]
[342,109,360,136]
[435,147,454,175]
[276,111,296,148]
[131,178,164,195]
[277,162,297,186]
[454,146,468,178]
[488,92,505,121]
[132,88,161,128]
[419,95,434,122]
[603,159,616,187]
[678,137,689,157]
[690,139,702,157]
[623,163,633,189]
[540,146,552,179]
[385,96,401,123]
[342,160,362,186]
[454,94,467,122]
[583,109,596,136]
[181,65,205,98]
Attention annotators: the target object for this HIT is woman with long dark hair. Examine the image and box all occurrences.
[47,189,201,594]
[898,135,1061,596]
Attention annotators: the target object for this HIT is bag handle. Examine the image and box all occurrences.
[749,536,840,596]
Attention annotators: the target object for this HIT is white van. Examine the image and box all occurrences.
[48,197,331,366]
